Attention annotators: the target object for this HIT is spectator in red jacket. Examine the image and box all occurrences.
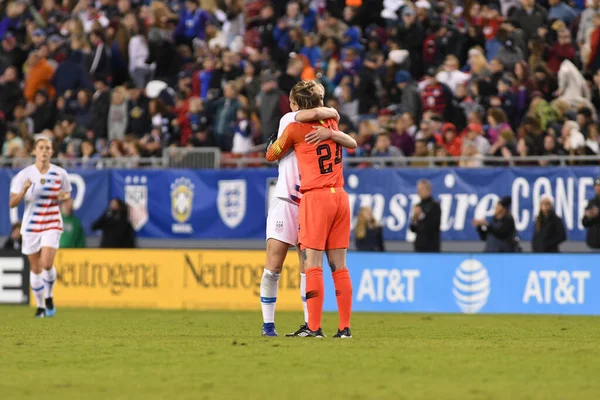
[436,122,462,157]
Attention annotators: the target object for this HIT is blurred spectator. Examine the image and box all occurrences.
[436,123,462,157]
[532,195,567,253]
[257,71,288,142]
[410,179,441,253]
[473,196,519,253]
[24,51,55,103]
[582,178,600,249]
[232,107,253,154]
[3,222,21,250]
[92,198,136,248]
[354,207,384,252]
[108,86,128,141]
[60,198,86,248]
[0,0,598,168]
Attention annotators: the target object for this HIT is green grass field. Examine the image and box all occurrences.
[1,307,599,400]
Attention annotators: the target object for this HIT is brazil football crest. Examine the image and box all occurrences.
[171,177,194,234]
[217,179,246,229]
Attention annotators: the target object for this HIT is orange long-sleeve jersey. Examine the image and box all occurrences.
[266,118,344,193]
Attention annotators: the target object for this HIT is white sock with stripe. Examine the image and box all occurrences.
[300,272,308,324]
[42,266,57,299]
[260,269,280,324]
[30,272,44,308]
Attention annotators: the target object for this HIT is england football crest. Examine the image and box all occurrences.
[125,175,148,231]
[171,177,194,234]
[217,179,247,229]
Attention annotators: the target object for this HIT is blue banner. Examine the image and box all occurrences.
[1,167,599,241]
[319,253,599,315]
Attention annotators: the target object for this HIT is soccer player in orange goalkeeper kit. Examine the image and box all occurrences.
[266,80,355,338]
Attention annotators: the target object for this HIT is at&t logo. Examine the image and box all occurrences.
[452,260,491,314]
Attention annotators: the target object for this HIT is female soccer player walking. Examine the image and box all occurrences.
[9,137,72,318]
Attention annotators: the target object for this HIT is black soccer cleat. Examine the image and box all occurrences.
[333,327,352,338]
[307,328,326,338]
[286,323,312,337]
[34,308,45,318]
[45,297,56,317]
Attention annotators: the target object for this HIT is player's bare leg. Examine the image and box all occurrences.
[285,247,311,337]
[326,248,353,338]
[303,248,326,337]
[260,238,289,336]
[40,246,58,316]
[27,252,46,318]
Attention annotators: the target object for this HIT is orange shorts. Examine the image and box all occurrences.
[298,188,351,251]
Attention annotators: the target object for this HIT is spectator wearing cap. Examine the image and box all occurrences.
[397,5,425,80]
[513,0,549,41]
[24,51,56,103]
[420,67,453,121]
[31,28,47,50]
[393,70,421,120]
[582,178,600,249]
[463,123,491,155]
[0,66,21,121]
[495,76,518,127]
[436,122,462,157]
[548,0,577,25]
[0,32,26,76]
[473,196,519,253]
[496,36,524,72]
[126,83,152,137]
[532,195,567,253]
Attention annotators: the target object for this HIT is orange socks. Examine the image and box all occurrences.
[305,267,324,331]
[333,268,352,330]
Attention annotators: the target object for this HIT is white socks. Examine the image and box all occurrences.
[42,266,57,299]
[300,272,308,324]
[260,269,280,324]
[30,271,44,308]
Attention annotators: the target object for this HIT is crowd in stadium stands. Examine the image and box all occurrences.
[1,0,600,167]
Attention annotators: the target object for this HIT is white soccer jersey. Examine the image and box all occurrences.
[10,164,72,235]
[273,111,302,204]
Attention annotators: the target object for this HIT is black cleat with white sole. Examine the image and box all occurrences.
[286,323,311,337]
[34,308,45,318]
[307,328,326,338]
[333,327,352,338]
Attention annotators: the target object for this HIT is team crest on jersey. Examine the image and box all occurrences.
[125,175,148,231]
[275,220,284,233]
[217,179,246,229]
[171,177,194,234]
[40,178,46,184]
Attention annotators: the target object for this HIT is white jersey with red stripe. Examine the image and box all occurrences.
[10,164,72,235]
[273,111,302,204]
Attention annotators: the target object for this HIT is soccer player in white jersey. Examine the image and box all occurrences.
[9,137,72,318]
[261,82,356,336]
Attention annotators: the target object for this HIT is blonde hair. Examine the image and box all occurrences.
[354,207,372,240]
[34,136,52,147]
[290,80,323,110]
